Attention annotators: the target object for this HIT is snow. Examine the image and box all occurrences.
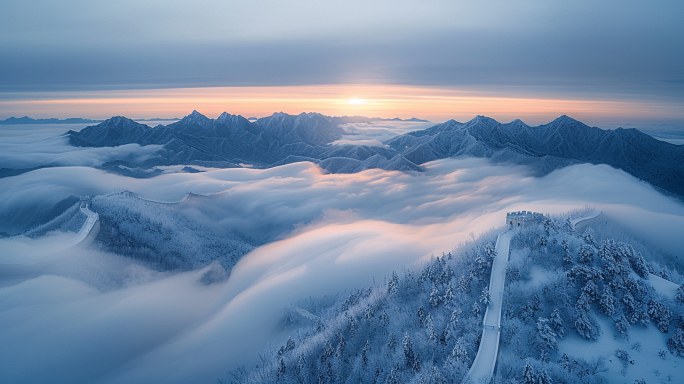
[63,203,99,248]
[557,250,681,384]
[463,230,513,384]
[465,211,607,384]
[649,273,679,300]
[559,316,680,384]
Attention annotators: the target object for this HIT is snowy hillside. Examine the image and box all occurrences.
[227,213,684,384]
[90,192,255,270]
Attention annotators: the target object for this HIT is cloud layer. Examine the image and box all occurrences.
[1,158,684,383]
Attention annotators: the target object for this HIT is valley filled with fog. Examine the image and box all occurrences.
[1,120,684,384]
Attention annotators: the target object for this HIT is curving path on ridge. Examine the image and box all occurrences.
[463,210,602,384]
[62,201,100,249]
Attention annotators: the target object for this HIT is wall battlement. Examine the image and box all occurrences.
[506,210,544,227]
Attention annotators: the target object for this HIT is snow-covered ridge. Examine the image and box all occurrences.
[59,112,684,198]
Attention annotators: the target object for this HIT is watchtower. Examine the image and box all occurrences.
[506,210,544,227]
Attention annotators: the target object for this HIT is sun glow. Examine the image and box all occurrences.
[347,98,366,105]
[1,84,681,125]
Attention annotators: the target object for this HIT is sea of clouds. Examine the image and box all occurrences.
[1,123,684,383]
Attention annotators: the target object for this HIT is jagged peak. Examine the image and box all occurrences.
[180,110,212,124]
[470,115,500,124]
[97,116,144,127]
[549,115,581,125]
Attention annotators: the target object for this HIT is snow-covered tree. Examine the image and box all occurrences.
[429,286,441,308]
[538,369,553,384]
[647,300,671,333]
[581,229,595,246]
[614,315,630,340]
[667,328,684,357]
[599,287,616,317]
[522,363,535,384]
[472,302,481,316]
[388,271,399,295]
[403,333,416,371]
[452,337,468,362]
[364,304,375,320]
[575,312,601,340]
[379,310,390,327]
[417,305,427,327]
[276,357,286,380]
[480,286,492,307]
[362,340,371,366]
[676,284,684,304]
[550,309,566,338]
[631,252,650,279]
[335,334,346,360]
[484,243,497,258]
[536,317,558,352]
[387,333,397,351]
[578,245,594,264]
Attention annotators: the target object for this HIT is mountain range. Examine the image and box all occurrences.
[11,110,683,198]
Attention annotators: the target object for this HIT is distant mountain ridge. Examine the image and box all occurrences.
[62,111,684,197]
[0,116,103,125]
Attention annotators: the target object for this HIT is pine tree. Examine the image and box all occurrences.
[428,320,439,344]
[472,302,481,316]
[540,236,548,246]
[403,333,415,369]
[417,305,426,327]
[538,369,553,384]
[667,328,684,357]
[676,284,684,304]
[582,280,598,302]
[484,243,497,258]
[550,309,566,338]
[379,310,390,327]
[633,304,650,328]
[321,339,334,362]
[385,368,398,384]
[450,308,463,324]
[575,312,601,340]
[335,334,346,360]
[561,239,570,253]
[614,314,630,340]
[575,292,591,314]
[388,333,397,350]
[444,282,456,303]
[599,287,616,317]
[523,363,535,384]
[297,353,307,375]
[286,336,295,352]
[388,271,399,295]
[365,304,375,320]
[631,252,650,279]
[429,286,441,308]
[459,274,471,292]
[578,245,594,264]
[362,340,371,367]
[557,353,571,371]
[277,357,286,380]
[647,300,672,333]
[563,250,573,267]
[480,286,492,307]
[474,254,489,277]
[452,337,468,362]
[536,317,558,351]
[622,292,636,323]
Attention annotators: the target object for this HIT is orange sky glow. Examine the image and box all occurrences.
[1,85,681,125]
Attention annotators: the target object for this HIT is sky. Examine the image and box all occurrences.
[0,0,683,125]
